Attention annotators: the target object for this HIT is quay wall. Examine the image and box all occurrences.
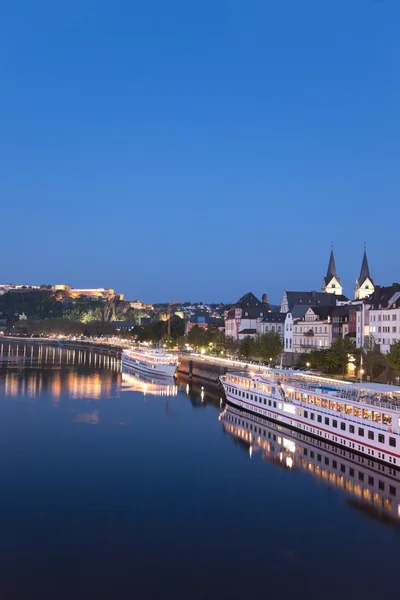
[178,355,232,383]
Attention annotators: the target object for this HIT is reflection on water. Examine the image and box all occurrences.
[220,404,400,525]
[121,369,178,397]
[0,343,120,401]
[0,343,400,599]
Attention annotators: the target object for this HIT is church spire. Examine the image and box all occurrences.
[354,246,374,300]
[322,247,342,295]
[326,248,337,281]
[359,246,371,285]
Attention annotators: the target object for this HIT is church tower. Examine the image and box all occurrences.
[322,249,343,295]
[354,247,374,300]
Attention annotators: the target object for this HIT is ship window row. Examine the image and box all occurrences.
[287,390,395,426]
[225,376,271,394]
[298,409,397,447]
[226,386,277,408]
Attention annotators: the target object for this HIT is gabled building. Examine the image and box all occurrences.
[224,292,269,341]
[361,283,400,353]
[354,248,374,300]
[256,312,286,341]
[321,249,343,295]
[280,290,347,313]
[291,306,333,353]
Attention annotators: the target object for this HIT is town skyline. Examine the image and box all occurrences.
[0,244,390,305]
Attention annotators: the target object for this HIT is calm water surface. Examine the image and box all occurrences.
[0,343,399,600]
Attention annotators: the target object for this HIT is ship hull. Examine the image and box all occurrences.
[121,354,177,378]
[222,382,399,468]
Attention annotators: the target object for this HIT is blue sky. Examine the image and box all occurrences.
[0,0,399,304]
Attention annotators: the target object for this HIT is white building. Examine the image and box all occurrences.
[224,292,269,341]
[367,285,400,353]
[256,312,285,341]
[291,306,332,353]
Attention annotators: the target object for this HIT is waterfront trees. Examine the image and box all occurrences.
[255,331,283,363]
[386,341,400,372]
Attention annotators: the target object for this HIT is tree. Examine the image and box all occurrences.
[362,335,385,380]
[255,332,283,363]
[386,341,400,372]
[161,334,175,349]
[238,336,255,360]
[330,337,356,375]
[187,325,208,348]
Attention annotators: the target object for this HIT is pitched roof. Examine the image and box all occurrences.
[235,292,267,310]
[357,249,373,286]
[238,328,257,335]
[285,291,348,312]
[366,283,400,309]
[326,249,338,280]
[259,312,286,323]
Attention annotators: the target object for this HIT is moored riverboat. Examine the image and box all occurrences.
[121,348,179,378]
[220,369,400,467]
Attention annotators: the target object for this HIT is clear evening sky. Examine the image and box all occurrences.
[1,1,399,304]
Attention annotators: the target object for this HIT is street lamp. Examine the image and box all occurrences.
[306,362,310,369]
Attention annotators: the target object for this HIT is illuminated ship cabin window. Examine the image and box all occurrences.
[308,395,314,404]
[363,410,371,420]
[345,405,353,415]
[295,392,301,401]
[286,389,293,398]
[353,407,362,418]
[314,397,321,406]
[337,403,344,412]
[373,412,381,423]
[321,399,328,408]
[297,408,301,416]
[383,414,392,426]
[329,401,336,410]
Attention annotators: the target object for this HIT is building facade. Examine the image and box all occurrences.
[224,292,269,341]
[364,284,400,353]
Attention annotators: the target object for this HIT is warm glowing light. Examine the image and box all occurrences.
[286,456,293,469]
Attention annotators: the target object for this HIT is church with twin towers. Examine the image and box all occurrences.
[321,247,374,300]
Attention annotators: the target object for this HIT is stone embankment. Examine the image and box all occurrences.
[177,355,234,384]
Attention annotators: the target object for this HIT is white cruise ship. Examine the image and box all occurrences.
[220,369,400,467]
[121,348,179,378]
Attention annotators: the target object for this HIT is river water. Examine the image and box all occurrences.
[0,343,399,600]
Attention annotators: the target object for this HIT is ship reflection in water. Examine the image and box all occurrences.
[121,369,178,397]
[220,404,400,525]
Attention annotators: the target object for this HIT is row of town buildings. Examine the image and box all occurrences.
[224,249,400,356]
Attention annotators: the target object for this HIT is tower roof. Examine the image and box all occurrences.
[359,248,372,285]
[326,249,337,280]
